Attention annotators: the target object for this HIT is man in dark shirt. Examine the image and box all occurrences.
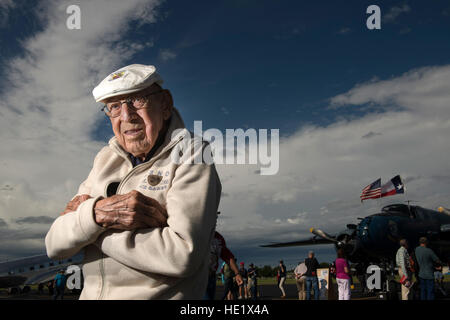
[238,262,248,299]
[247,263,258,300]
[415,237,441,300]
[305,251,320,300]
[53,270,67,300]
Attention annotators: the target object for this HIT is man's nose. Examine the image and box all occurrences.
[119,102,137,121]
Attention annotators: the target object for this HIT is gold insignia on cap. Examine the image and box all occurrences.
[109,71,125,81]
[147,174,163,186]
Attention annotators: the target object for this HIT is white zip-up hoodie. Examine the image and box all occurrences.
[45,108,221,299]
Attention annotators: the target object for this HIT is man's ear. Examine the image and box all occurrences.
[161,89,173,120]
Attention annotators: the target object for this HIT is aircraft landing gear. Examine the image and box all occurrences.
[377,260,399,300]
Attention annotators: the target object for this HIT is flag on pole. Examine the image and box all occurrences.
[360,178,381,202]
[380,175,404,198]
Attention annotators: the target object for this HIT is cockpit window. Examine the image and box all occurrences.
[414,207,438,219]
[379,204,413,217]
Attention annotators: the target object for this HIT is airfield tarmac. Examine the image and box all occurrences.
[215,282,450,300]
[1,281,448,300]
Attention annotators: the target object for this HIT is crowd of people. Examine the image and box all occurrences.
[292,235,446,301]
[206,235,327,301]
[36,234,445,301]
[206,230,259,300]
[40,231,446,301]
[396,236,444,300]
[207,231,447,301]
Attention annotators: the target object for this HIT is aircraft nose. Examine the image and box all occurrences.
[358,217,371,239]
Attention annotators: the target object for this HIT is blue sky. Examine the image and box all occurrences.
[113,0,450,134]
[1,0,450,269]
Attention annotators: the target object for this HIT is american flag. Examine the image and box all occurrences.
[360,178,381,202]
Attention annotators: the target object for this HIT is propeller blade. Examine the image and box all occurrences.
[310,227,339,244]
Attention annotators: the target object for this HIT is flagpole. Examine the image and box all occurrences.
[403,178,408,201]
[378,177,382,209]
[402,178,412,217]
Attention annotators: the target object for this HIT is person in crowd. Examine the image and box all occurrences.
[205,230,243,300]
[415,237,442,300]
[221,260,241,300]
[238,262,248,299]
[247,263,258,300]
[38,283,44,295]
[335,248,351,300]
[278,260,287,299]
[434,265,444,288]
[53,270,67,300]
[294,261,307,300]
[396,239,413,300]
[47,280,54,296]
[304,251,320,300]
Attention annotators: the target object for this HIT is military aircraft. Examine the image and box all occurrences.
[262,203,450,297]
[0,253,83,294]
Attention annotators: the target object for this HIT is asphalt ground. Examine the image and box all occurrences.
[215,280,450,300]
[1,281,448,300]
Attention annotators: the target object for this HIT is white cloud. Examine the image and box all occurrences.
[159,48,177,61]
[0,0,15,27]
[330,65,450,116]
[0,0,14,10]
[384,4,411,23]
[287,212,308,225]
[0,0,162,259]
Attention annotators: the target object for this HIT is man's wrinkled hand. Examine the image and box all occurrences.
[61,194,92,215]
[94,190,168,230]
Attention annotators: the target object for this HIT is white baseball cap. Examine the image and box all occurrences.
[92,64,163,102]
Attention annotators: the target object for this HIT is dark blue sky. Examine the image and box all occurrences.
[127,0,450,135]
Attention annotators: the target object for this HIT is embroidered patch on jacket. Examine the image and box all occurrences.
[147,174,163,186]
[140,170,171,191]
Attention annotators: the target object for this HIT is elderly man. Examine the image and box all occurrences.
[396,239,413,300]
[45,64,222,299]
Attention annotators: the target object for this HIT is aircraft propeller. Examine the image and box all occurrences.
[309,227,343,246]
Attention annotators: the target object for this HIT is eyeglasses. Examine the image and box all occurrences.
[101,90,163,118]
